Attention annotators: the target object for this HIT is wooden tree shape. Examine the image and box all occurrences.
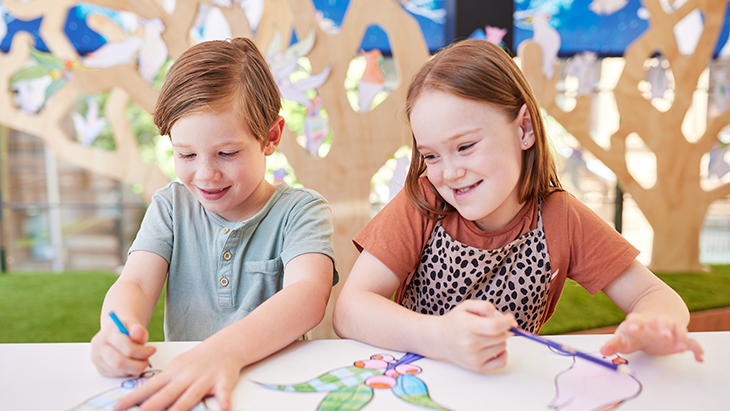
[518,0,730,273]
[0,0,431,337]
[276,0,430,337]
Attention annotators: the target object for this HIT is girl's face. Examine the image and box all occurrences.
[411,90,535,231]
[171,108,281,222]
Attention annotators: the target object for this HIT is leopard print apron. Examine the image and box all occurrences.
[403,206,553,332]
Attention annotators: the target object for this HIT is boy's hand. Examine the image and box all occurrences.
[434,300,518,374]
[600,313,704,362]
[113,338,241,411]
[91,322,156,377]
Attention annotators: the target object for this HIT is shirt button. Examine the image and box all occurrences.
[223,251,232,260]
[220,277,229,287]
[222,227,230,234]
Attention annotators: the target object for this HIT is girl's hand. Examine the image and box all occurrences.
[113,338,240,411]
[434,300,518,373]
[91,322,156,377]
[600,313,704,362]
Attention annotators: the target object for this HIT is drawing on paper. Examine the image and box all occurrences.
[68,370,211,411]
[257,352,451,410]
[548,349,642,411]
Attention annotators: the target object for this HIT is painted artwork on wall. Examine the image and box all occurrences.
[513,0,730,57]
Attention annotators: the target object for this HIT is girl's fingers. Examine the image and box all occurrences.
[475,348,509,373]
[168,380,214,411]
[460,299,498,317]
[687,338,705,362]
[211,378,237,411]
[599,335,620,356]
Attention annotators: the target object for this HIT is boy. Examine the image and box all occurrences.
[90,37,337,411]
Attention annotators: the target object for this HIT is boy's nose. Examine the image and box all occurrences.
[196,160,220,180]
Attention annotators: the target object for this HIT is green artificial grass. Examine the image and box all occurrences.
[540,265,730,334]
[1,266,729,342]
[0,271,165,343]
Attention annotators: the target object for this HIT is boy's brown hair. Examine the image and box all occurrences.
[404,39,562,219]
[153,37,281,149]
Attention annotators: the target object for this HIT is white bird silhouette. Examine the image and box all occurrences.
[565,52,597,96]
[189,3,231,43]
[12,76,52,114]
[399,0,446,24]
[83,36,143,68]
[357,49,385,112]
[712,68,730,113]
[531,11,561,80]
[0,5,7,42]
[645,57,669,99]
[72,97,107,146]
[265,27,330,110]
[138,18,168,84]
[589,0,629,15]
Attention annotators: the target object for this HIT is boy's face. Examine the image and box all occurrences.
[170,108,275,222]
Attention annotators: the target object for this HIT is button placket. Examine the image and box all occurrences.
[217,227,237,309]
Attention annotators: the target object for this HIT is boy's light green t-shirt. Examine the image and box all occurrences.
[129,182,337,341]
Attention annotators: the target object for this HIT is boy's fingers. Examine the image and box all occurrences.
[129,324,150,344]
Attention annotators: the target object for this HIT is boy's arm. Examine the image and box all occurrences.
[113,252,333,411]
[334,250,516,374]
[91,250,168,376]
[600,259,703,361]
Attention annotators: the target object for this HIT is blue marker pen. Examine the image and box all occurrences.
[109,311,152,368]
[109,311,130,335]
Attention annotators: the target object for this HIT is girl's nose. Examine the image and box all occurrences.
[442,159,465,181]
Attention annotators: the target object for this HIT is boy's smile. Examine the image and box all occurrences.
[411,90,534,231]
[170,108,280,222]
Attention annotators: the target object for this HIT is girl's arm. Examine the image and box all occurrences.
[113,252,334,411]
[91,250,168,376]
[600,259,704,361]
[334,250,517,374]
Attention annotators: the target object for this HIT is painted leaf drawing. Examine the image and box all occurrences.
[317,384,374,411]
[259,353,451,410]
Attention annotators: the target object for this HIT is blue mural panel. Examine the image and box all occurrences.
[513,0,730,57]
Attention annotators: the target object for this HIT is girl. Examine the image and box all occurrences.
[333,39,703,374]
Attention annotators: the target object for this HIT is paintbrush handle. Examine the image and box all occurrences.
[510,327,622,373]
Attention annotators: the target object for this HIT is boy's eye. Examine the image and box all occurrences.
[220,151,239,158]
[178,153,195,159]
[458,143,475,151]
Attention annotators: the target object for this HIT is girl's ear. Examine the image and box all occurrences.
[517,104,535,150]
[264,116,285,155]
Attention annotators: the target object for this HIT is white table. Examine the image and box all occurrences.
[1,332,728,410]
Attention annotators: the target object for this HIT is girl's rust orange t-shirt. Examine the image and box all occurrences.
[353,178,640,328]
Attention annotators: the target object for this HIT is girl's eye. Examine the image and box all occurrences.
[423,154,438,162]
[220,151,239,158]
[458,143,475,152]
[178,153,195,159]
